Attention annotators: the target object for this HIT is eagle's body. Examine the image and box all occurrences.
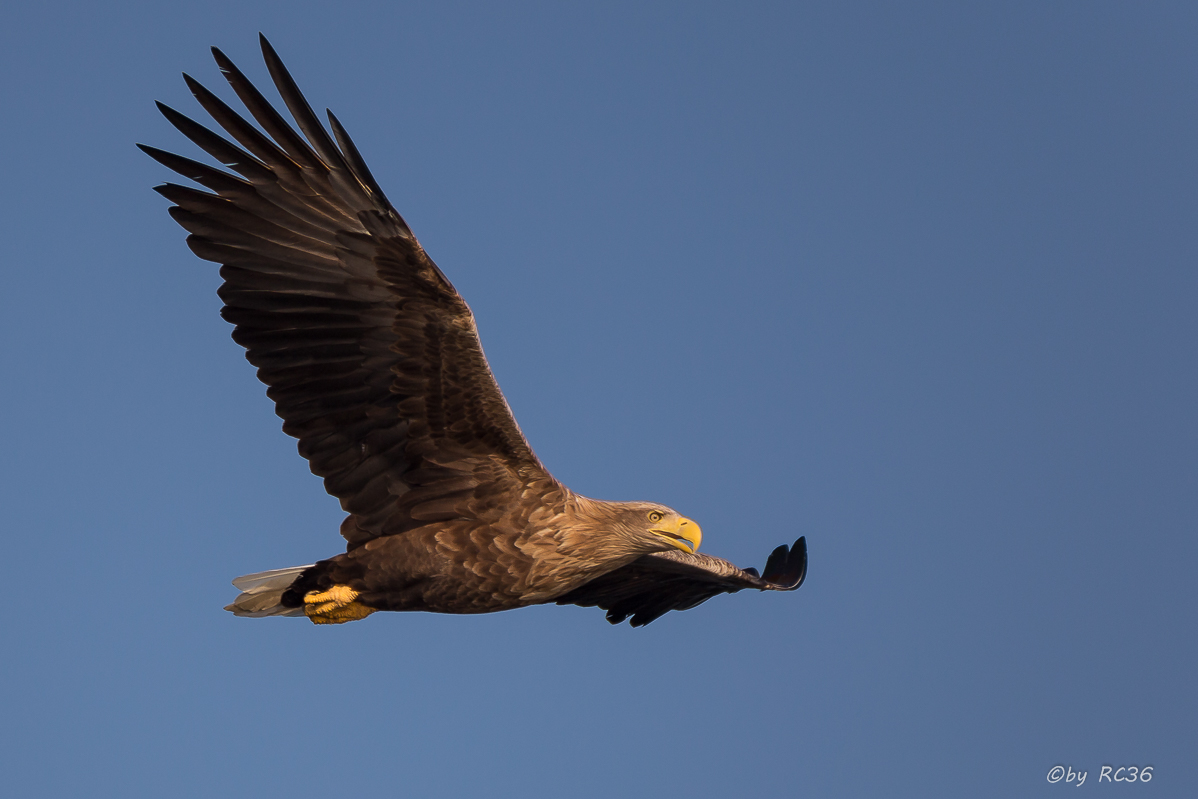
[288,496,691,615]
[143,36,806,627]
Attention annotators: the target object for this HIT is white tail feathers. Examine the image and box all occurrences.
[225,565,313,617]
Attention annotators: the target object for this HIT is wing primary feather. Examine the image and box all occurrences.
[791,537,808,588]
[210,45,325,171]
[138,144,256,195]
[140,142,345,238]
[327,110,396,213]
[255,36,397,220]
[154,102,273,181]
[762,544,789,580]
[761,537,807,589]
[258,34,348,173]
[178,69,363,231]
[183,72,302,176]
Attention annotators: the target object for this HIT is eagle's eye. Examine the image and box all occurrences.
[648,511,664,523]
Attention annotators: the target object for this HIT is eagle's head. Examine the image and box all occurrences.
[610,501,703,555]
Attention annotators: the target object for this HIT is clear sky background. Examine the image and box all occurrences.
[2,2,1195,797]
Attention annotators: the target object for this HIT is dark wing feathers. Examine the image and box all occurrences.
[556,537,807,626]
[144,36,551,546]
[762,538,808,587]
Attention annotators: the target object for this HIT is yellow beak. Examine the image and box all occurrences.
[652,516,702,554]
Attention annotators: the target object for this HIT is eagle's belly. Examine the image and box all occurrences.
[335,522,639,614]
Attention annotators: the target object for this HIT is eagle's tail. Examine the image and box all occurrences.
[224,565,313,617]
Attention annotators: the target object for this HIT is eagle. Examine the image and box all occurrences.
[142,36,807,627]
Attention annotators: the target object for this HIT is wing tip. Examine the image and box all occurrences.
[761,535,807,590]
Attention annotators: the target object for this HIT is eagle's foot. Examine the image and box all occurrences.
[303,585,375,625]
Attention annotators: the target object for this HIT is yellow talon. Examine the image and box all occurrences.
[304,585,359,606]
[303,585,375,624]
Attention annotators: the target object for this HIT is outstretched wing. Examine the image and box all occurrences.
[556,537,807,626]
[142,36,558,546]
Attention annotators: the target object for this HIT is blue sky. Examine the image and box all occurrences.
[2,2,1195,797]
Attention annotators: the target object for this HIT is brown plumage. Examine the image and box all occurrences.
[143,35,806,627]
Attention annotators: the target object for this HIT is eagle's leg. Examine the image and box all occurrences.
[303,585,376,625]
